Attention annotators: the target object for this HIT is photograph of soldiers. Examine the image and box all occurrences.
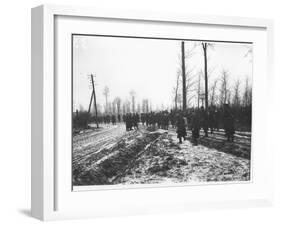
[72,35,252,189]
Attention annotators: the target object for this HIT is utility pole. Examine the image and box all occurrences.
[88,74,99,128]
[181,41,186,111]
[91,74,99,128]
[88,86,94,114]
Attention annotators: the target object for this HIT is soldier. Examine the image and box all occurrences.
[214,107,220,131]
[106,114,111,124]
[128,113,132,130]
[133,113,139,129]
[123,114,129,131]
[146,113,151,126]
[149,112,156,129]
[141,113,145,125]
[152,112,156,127]
[163,112,169,130]
[176,113,187,143]
[208,106,216,134]
[199,106,209,137]
[122,114,126,125]
[190,110,200,145]
[185,109,192,130]
[170,111,176,128]
[223,104,235,142]
[157,112,162,129]
[111,114,116,125]
[183,111,188,131]
[127,113,132,131]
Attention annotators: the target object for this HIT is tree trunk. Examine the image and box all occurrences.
[203,43,208,110]
[181,41,186,111]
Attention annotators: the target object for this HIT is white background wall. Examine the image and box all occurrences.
[0,0,280,225]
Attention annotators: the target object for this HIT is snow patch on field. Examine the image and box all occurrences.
[118,130,250,184]
[72,124,250,186]
[148,129,168,135]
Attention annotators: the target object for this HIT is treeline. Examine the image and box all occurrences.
[172,41,252,131]
[173,70,252,131]
[73,87,154,130]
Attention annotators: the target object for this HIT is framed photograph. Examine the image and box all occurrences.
[31,4,274,221]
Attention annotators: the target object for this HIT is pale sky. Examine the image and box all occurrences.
[73,35,252,112]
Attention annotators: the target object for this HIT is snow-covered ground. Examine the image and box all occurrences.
[72,124,251,186]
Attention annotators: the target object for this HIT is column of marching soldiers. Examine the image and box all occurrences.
[95,104,235,145]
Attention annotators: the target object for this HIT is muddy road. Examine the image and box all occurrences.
[72,124,251,186]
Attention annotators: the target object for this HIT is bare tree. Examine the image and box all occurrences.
[107,101,112,114]
[184,42,199,110]
[149,100,152,112]
[103,86,109,113]
[187,93,196,107]
[124,99,131,113]
[114,97,122,115]
[176,42,198,110]
[183,64,197,108]
[227,90,232,105]
[142,99,149,113]
[177,93,183,110]
[111,102,116,115]
[122,102,126,114]
[96,103,102,115]
[173,68,196,110]
[142,99,145,113]
[197,70,203,108]
[209,78,218,106]
[172,69,181,110]
[243,77,252,107]
[129,90,136,113]
[232,79,241,107]
[219,70,230,106]
[137,103,141,113]
[181,41,186,110]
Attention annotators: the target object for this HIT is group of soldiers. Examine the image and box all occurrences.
[175,104,235,145]
[97,114,122,125]
[140,111,170,130]
[94,104,235,145]
[123,113,140,131]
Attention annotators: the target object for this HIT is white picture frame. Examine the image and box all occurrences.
[31,4,274,221]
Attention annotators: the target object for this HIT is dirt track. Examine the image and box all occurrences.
[72,124,251,186]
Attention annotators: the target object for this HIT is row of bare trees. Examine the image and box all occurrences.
[173,42,198,110]
[172,41,252,130]
[209,71,252,108]
[99,87,152,116]
[174,69,252,109]
[173,41,252,110]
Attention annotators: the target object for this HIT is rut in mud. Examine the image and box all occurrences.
[117,130,250,184]
[72,128,163,185]
[72,125,250,186]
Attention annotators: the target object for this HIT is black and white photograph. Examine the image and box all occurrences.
[72,35,252,188]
